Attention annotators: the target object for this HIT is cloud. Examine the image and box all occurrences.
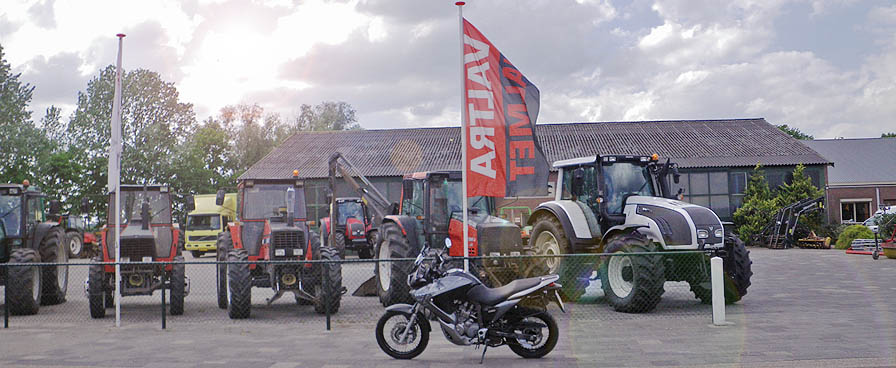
[27,0,56,29]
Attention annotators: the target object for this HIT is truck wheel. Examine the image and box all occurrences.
[334,232,346,259]
[375,222,414,306]
[169,255,185,315]
[39,228,68,305]
[88,257,106,318]
[66,231,84,258]
[227,248,251,319]
[8,248,41,315]
[216,231,232,309]
[314,246,342,314]
[191,251,204,258]
[530,215,590,301]
[599,232,665,313]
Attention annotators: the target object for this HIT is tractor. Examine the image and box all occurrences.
[0,182,69,315]
[214,172,342,319]
[528,154,753,312]
[320,197,375,259]
[374,171,527,306]
[86,184,188,318]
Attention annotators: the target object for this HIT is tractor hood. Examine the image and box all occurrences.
[117,219,160,261]
[627,196,696,210]
[625,195,725,250]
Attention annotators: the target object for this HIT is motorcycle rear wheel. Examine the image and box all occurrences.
[506,311,559,359]
[375,311,429,359]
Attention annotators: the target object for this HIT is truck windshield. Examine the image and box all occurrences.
[0,195,22,237]
[602,162,656,214]
[242,184,298,220]
[187,214,221,230]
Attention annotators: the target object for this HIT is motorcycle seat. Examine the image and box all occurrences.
[467,276,545,306]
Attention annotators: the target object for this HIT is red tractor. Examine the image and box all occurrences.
[215,173,342,319]
[87,185,187,318]
[320,197,375,259]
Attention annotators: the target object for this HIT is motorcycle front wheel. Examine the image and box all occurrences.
[375,310,429,359]
[506,311,559,359]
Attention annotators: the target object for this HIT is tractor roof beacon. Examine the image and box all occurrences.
[214,173,343,319]
[1,183,69,315]
[528,154,752,312]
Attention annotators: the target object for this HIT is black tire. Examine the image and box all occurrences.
[507,310,559,359]
[66,231,84,258]
[530,215,590,301]
[169,255,185,315]
[216,231,232,309]
[360,231,377,259]
[689,235,753,304]
[375,222,415,306]
[39,227,68,305]
[227,248,251,319]
[191,251,203,258]
[334,231,346,259]
[599,232,665,313]
[314,246,343,314]
[88,257,106,318]
[7,248,42,315]
[375,311,430,360]
[105,289,114,308]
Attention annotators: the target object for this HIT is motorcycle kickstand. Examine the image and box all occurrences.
[478,328,489,364]
[479,344,488,364]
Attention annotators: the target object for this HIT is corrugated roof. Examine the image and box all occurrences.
[802,138,896,185]
[241,118,832,180]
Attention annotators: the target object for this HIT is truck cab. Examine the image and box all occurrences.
[184,193,235,258]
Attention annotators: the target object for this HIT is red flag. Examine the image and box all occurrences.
[462,19,548,197]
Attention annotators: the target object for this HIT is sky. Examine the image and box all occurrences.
[1,0,895,138]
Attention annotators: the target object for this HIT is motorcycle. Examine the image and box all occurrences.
[374,238,566,362]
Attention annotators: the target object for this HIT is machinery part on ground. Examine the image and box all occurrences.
[599,232,665,313]
[7,248,42,315]
[227,248,251,319]
[313,246,343,314]
[375,222,414,306]
[87,257,105,318]
[169,255,185,315]
[757,196,825,249]
[39,227,68,305]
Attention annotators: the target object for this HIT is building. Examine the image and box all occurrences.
[240,118,830,225]
[802,138,896,224]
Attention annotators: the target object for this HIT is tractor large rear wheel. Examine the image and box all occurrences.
[216,231,232,309]
[530,215,589,301]
[8,248,41,315]
[600,232,665,313]
[40,228,68,305]
[314,246,342,314]
[375,222,414,306]
[227,248,251,319]
[88,257,106,318]
[169,255,185,315]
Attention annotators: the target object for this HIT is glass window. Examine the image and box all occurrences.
[841,201,871,223]
[242,184,298,220]
[730,195,744,212]
[111,190,171,225]
[689,173,709,195]
[0,195,22,237]
[691,195,710,208]
[767,173,785,190]
[710,195,730,218]
[730,172,747,194]
[709,172,728,195]
[602,163,656,214]
[186,214,221,230]
[402,180,424,217]
[671,173,689,196]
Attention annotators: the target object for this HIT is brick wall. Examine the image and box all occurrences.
[827,185,896,224]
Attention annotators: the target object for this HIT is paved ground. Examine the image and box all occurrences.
[2,247,896,367]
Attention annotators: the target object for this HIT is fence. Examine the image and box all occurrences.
[0,251,720,330]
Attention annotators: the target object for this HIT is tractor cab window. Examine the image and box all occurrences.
[0,194,22,237]
[602,162,656,214]
[242,184,300,220]
[561,165,601,214]
[26,196,45,226]
[430,179,489,233]
[111,190,172,225]
[186,214,221,230]
[337,201,363,225]
[401,180,425,218]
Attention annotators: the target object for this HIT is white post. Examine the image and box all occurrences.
[112,33,125,328]
[710,256,726,325]
[457,1,469,273]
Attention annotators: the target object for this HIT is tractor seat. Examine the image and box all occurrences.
[467,276,546,306]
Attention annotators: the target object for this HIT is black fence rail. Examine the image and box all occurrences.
[0,251,721,330]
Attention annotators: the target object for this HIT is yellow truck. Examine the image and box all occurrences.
[184,193,236,258]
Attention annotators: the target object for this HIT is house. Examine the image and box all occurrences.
[802,138,896,224]
[240,118,831,225]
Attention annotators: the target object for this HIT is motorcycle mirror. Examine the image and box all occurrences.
[80,197,90,214]
[48,200,62,215]
[286,187,296,227]
[184,194,195,212]
[571,168,586,197]
[141,202,151,230]
[215,189,226,206]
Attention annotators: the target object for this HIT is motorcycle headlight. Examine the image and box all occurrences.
[274,249,286,256]
[714,229,724,238]
[697,229,709,239]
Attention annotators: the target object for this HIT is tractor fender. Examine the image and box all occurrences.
[529,201,595,250]
[382,215,421,253]
[598,224,649,251]
[28,222,60,251]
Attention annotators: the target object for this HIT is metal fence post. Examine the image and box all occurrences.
[3,264,8,328]
[161,267,167,330]
[324,259,331,331]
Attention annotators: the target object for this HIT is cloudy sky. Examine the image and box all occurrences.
[2,0,894,138]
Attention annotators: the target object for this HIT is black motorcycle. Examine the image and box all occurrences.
[374,240,565,362]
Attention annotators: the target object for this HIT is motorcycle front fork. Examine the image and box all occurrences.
[399,303,422,344]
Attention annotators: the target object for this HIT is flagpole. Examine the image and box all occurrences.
[112,33,125,328]
[456,1,469,273]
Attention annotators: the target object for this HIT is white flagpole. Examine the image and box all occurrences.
[111,33,125,327]
[456,1,469,273]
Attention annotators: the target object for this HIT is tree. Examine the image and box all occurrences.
[882,132,896,138]
[0,43,41,184]
[172,118,239,196]
[216,104,290,175]
[733,163,777,243]
[773,164,824,238]
[290,101,360,132]
[777,124,813,140]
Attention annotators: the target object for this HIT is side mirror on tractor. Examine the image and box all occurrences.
[672,165,681,184]
[141,202,151,230]
[49,200,62,215]
[80,197,90,213]
[571,168,586,197]
[215,189,226,206]
[184,194,195,212]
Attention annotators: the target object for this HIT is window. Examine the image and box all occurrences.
[730,172,747,194]
[689,173,709,195]
[841,200,871,223]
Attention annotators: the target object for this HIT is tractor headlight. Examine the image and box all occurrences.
[292,248,302,256]
[696,229,709,239]
[142,256,152,263]
[121,257,130,263]
[274,249,286,256]
[714,229,724,238]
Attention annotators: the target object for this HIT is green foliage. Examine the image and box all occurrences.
[777,124,814,140]
[733,163,776,243]
[883,132,896,138]
[0,43,41,184]
[835,225,874,249]
[291,101,359,132]
[876,213,896,240]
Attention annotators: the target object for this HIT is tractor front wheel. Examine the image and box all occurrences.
[599,232,665,313]
[66,231,84,258]
[88,257,106,318]
[39,228,68,305]
[375,222,414,306]
[8,248,42,315]
[530,215,589,301]
[227,248,251,319]
[314,246,342,314]
[689,235,753,304]
[169,255,185,315]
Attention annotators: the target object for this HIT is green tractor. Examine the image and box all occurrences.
[0,182,69,315]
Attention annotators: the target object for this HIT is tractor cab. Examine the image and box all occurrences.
[104,185,178,263]
[224,177,309,262]
[1,183,62,261]
[320,197,374,258]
